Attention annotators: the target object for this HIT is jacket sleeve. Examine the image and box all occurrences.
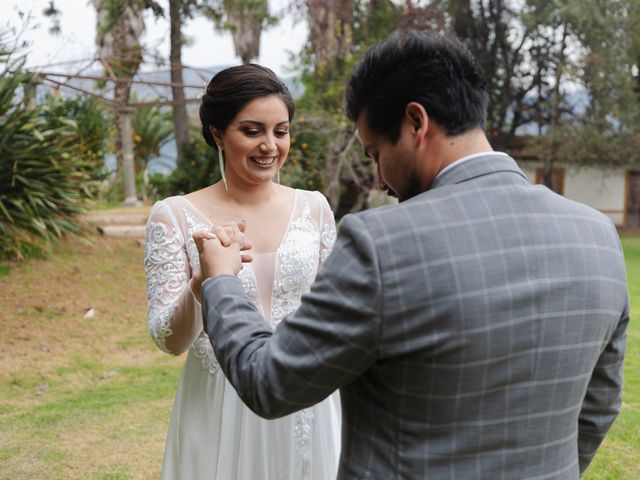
[202,214,381,419]
[578,294,629,474]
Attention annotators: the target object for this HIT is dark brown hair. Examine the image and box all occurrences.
[345,29,488,143]
[200,64,295,147]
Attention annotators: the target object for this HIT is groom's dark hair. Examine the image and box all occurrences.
[345,30,489,143]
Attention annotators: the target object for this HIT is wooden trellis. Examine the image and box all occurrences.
[27,56,212,205]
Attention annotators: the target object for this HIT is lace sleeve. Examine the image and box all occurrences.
[144,200,202,355]
[316,192,337,269]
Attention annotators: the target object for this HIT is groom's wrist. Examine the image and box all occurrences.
[201,274,239,292]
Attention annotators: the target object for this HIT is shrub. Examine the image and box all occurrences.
[41,94,113,166]
[0,33,105,260]
[150,133,221,199]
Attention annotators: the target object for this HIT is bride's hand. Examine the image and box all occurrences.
[193,221,253,279]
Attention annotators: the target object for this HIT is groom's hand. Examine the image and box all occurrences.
[193,221,253,279]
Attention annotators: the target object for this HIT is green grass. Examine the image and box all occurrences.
[0,235,181,479]
[0,233,638,478]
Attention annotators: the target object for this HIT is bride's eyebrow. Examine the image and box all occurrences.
[238,120,290,127]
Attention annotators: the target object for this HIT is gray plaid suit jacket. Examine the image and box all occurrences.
[202,154,629,479]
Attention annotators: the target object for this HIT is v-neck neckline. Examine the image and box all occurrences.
[180,189,299,256]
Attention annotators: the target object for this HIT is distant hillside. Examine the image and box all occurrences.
[43,64,302,105]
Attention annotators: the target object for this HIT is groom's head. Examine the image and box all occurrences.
[345,30,489,200]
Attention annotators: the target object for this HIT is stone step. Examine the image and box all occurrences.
[97,225,146,238]
[82,213,148,226]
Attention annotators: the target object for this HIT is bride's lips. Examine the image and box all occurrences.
[249,156,278,168]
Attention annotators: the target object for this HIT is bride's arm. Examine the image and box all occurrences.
[144,200,203,355]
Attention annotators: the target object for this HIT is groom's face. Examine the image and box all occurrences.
[357,111,421,202]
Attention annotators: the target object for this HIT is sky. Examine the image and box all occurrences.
[4,0,308,77]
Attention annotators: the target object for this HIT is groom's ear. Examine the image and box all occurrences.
[404,102,429,147]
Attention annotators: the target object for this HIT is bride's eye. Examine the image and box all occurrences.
[275,129,289,137]
[243,129,261,137]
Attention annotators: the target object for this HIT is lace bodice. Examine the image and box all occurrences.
[144,189,336,373]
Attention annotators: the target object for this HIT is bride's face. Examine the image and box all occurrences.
[214,94,291,187]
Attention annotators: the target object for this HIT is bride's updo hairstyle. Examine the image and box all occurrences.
[200,64,295,147]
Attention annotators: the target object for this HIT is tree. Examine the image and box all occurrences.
[167,0,222,160]
[92,0,163,205]
[205,0,274,64]
[306,0,355,73]
[446,0,639,182]
[447,0,542,145]
[131,103,174,200]
[291,0,403,213]
[544,0,640,169]
[168,0,193,160]
[132,105,174,171]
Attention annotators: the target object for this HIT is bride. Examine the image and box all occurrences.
[144,64,341,479]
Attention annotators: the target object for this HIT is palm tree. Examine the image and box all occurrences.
[92,0,162,205]
[216,0,271,65]
[132,104,175,173]
[132,103,174,201]
[169,0,197,160]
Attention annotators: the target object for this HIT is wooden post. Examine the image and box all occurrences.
[120,106,140,207]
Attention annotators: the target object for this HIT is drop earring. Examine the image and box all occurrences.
[277,170,281,184]
[218,146,228,191]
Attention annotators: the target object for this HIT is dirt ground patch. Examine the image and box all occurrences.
[0,234,182,479]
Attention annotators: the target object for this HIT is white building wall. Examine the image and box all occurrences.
[516,161,627,227]
[564,167,627,226]
[518,163,537,184]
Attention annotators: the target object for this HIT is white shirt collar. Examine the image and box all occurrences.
[435,151,510,181]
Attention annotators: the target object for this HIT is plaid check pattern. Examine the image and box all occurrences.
[203,154,629,480]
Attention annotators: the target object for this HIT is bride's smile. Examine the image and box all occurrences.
[249,155,278,167]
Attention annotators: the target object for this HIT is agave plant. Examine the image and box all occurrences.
[0,31,104,260]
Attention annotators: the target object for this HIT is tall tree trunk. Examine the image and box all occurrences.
[223,0,267,64]
[306,0,354,72]
[544,26,568,190]
[120,106,138,206]
[93,0,145,205]
[169,0,190,160]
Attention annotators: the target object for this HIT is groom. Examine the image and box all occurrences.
[196,31,629,479]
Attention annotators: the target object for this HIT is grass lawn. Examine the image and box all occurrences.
[0,235,181,479]
[0,234,637,479]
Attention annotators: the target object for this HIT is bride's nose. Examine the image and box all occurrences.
[260,137,277,153]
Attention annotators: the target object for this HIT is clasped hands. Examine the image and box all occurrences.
[192,221,253,298]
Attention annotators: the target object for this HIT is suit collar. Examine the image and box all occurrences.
[430,153,528,190]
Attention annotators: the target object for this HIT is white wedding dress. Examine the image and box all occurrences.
[144,189,341,480]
